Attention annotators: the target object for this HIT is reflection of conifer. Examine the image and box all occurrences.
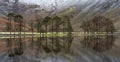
[7,13,15,57]
[62,16,73,52]
[42,16,51,53]
[14,15,23,55]
[30,22,34,50]
[36,19,42,55]
[81,16,115,52]
[52,16,61,53]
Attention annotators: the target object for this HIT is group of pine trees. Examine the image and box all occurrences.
[6,13,116,58]
[30,15,73,54]
[6,13,74,57]
[7,13,24,57]
[81,16,115,52]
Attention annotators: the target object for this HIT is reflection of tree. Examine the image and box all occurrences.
[7,13,15,57]
[30,22,34,50]
[52,16,61,53]
[7,13,24,57]
[41,16,52,53]
[7,13,23,57]
[14,15,24,55]
[81,16,116,52]
[35,16,73,53]
[6,14,73,56]
[62,16,73,52]
[36,21,42,56]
